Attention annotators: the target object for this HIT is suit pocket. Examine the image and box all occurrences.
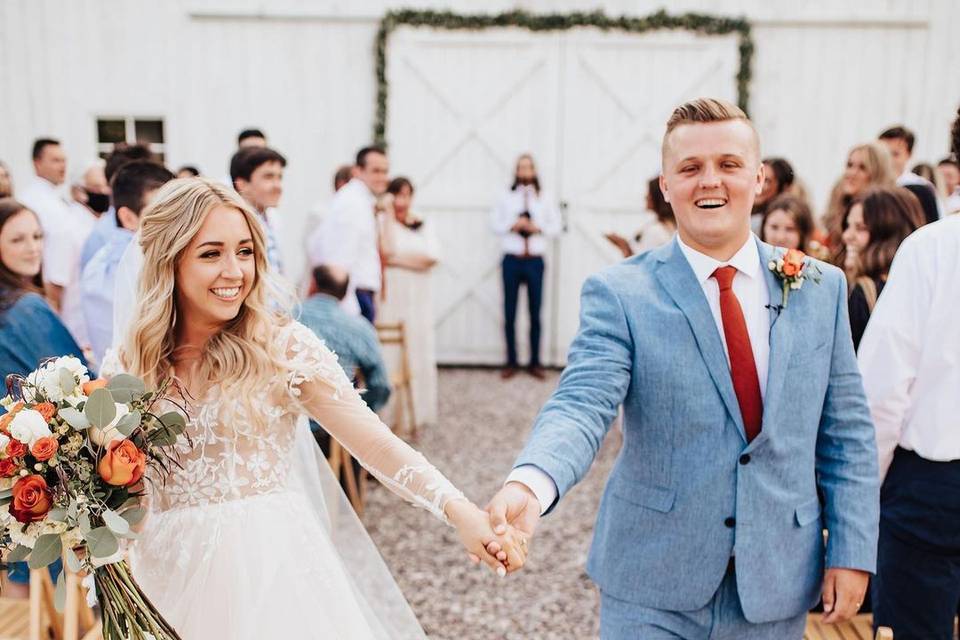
[612,483,676,513]
[795,497,822,526]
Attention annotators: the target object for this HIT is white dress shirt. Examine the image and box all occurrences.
[42,202,96,346]
[17,176,71,232]
[858,215,960,479]
[310,179,380,316]
[509,233,771,513]
[490,186,562,256]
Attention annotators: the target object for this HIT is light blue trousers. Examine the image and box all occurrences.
[600,568,807,639]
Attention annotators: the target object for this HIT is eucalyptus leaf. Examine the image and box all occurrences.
[158,411,186,432]
[115,410,141,437]
[78,512,92,534]
[58,368,78,396]
[7,544,31,563]
[54,572,66,612]
[107,374,145,404]
[102,509,130,535]
[67,498,78,520]
[27,534,62,570]
[120,507,146,527]
[0,496,11,507]
[58,407,90,430]
[46,507,68,523]
[86,527,119,559]
[64,546,82,573]
[0,488,11,499]
[83,388,116,429]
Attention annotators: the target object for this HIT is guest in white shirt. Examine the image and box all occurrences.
[878,126,942,224]
[490,154,562,379]
[312,147,389,322]
[858,213,960,639]
[937,155,960,215]
[229,146,287,275]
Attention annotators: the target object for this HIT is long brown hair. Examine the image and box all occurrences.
[843,187,923,281]
[0,199,44,312]
[760,194,814,251]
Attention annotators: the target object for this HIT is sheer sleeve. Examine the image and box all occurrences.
[283,322,465,523]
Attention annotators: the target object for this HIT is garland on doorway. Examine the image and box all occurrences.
[373,8,754,145]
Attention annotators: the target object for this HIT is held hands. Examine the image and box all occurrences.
[445,498,528,577]
[480,481,542,575]
[821,568,869,624]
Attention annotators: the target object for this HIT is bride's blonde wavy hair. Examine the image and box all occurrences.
[121,177,295,413]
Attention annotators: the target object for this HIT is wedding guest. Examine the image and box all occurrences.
[840,187,922,351]
[938,156,960,214]
[604,177,676,258]
[314,146,389,322]
[229,146,286,274]
[0,161,12,198]
[237,127,267,149]
[491,154,562,379]
[823,143,896,261]
[334,165,353,192]
[750,157,796,231]
[878,126,941,223]
[380,177,440,429]
[80,161,174,364]
[176,165,200,179]
[759,194,815,252]
[0,198,84,598]
[80,144,154,269]
[859,108,960,640]
[911,162,943,193]
[18,139,69,232]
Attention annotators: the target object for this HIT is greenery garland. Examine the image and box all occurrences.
[374,8,754,145]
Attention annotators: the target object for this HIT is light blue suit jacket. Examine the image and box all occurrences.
[514,237,879,623]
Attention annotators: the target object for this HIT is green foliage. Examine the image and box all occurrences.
[373,9,754,145]
[107,374,146,404]
[86,526,119,559]
[27,533,62,569]
[84,388,117,429]
[59,406,90,430]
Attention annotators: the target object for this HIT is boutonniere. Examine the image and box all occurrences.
[768,248,822,308]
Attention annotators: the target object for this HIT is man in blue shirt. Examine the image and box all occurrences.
[80,161,174,364]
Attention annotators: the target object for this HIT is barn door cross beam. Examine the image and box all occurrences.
[373,8,754,145]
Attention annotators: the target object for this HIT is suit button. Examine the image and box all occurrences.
[724,517,736,528]
[739,454,751,465]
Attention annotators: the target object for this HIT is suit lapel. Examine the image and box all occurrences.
[758,241,795,429]
[654,240,746,442]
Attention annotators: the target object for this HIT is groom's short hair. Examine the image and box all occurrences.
[662,98,759,160]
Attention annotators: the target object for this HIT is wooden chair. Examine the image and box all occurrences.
[375,321,418,440]
[803,614,893,640]
[0,562,101,640]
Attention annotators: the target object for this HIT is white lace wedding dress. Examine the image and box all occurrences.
[111,322,465,639]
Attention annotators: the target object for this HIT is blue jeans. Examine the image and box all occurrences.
[501,255,544,367]
[600,566,807,639]
[356,289,376,324]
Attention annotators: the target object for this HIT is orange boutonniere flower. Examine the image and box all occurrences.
[767,248,822,308]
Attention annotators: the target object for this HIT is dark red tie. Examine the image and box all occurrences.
[711,266,762,441]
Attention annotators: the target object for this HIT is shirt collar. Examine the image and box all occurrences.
[676,232,761,285]
[346,178,376,203]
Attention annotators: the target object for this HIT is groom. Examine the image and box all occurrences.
[486,98,879,638]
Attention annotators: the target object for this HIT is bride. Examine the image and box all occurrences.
[104,178,525,639]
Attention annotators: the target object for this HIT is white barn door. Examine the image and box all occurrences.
[387,26,738,366]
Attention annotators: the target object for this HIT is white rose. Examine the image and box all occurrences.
[52,356,88,380]
[40,372,66,403]
[9,409,51,445]
[88,403,130,446]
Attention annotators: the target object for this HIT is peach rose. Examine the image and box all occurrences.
[82,379,108,396]
[0,458,20,478]
[10,475,53,524]
[5,439,27,459]
[30,437,59,462]
[98,439,146,487]
[33,402,56,423]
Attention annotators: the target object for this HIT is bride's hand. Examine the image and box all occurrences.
[444,498,526,576]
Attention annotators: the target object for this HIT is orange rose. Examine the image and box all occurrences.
[9,475,53,523]
[0,403,24,433]
[82,379,108,396]
[0,458,20,478]
[781,261,800,277]
[30,437,59,462]
[98,439,146,487]
[6,439,27,459]
[33,402,56,422]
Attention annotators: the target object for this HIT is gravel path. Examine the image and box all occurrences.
[362,367,620,640]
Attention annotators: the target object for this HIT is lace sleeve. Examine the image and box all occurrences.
[282,322,466,523]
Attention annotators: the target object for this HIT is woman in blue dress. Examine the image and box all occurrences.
[0,198,86,597]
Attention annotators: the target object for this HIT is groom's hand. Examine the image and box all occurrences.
[478,482,541,573]
[821,567,869,624]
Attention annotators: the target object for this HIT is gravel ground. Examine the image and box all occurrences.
[362,367,620,640]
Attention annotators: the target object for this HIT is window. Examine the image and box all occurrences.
[95,116,165,163]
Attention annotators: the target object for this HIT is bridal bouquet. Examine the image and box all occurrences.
[0,356,186,640]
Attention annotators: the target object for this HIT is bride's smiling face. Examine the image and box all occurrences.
[175,205,257,328]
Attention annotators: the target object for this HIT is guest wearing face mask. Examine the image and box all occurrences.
[840,187,923,351]
[0,198,85,598]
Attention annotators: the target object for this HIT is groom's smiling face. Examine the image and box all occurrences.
[660,119,764,259]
